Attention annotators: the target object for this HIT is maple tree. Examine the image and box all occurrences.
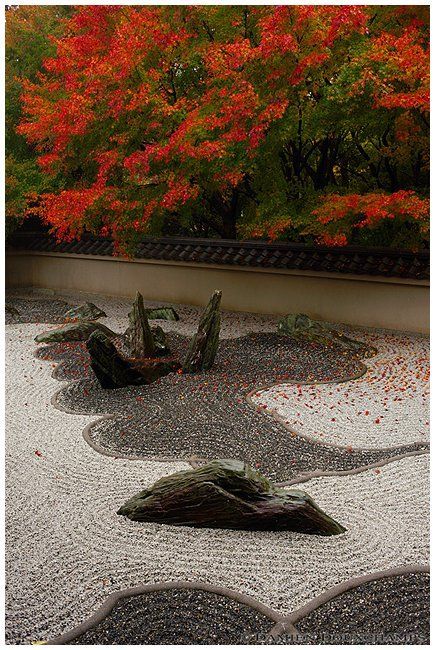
[5,5,71,235]
[11,5,429,252]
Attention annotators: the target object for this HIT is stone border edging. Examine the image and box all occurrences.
[45,581,283,645]
[43,564,430,645]
[246,365,429,454]
[50,388,197,466]
[266,564,430,641]
[276,449,430,486]
[40,343,428,475]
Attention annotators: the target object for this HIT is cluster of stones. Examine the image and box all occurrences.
[8,295,428,644]
[277,313,376,358]
[34,298,361,536]
[35,292,222,388]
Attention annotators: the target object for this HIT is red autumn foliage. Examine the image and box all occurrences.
[13,5,429,251]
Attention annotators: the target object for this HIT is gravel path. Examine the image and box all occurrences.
[5,323,429,643]
[252,329,429,450]
[6,296,69,325]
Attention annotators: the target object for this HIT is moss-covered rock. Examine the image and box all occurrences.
[183,290,221,372]
[145,306,179,321]
[278,313,376,357]
[118,459,346,535]
[127,292,156,358]
[35,321,116,343]
[63,302,107,321]
[86,330,179,389]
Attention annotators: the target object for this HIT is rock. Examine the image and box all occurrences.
[127,292,155,358]
[63,302,107,321]
[183,290,221,372]
[151,325,170,356]
[145,306,179,321]
[117,459,346,536]
[277,314,376,357]
[6,304,20,318]
[86,330,180,389]
[35,321,117,343]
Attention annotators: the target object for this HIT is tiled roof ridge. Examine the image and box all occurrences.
[7,232,430,281]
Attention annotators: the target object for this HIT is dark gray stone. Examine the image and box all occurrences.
[63,302,107,321]
[145,306,179,321]
[151,325,170,356]
[118,459,346,535]
[183,291,221,372]
[86,330,179,389]
[35,321,117,343]
[278,314,376,357]
[127,292,156,358]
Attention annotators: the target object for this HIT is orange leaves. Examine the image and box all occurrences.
[15,4,429,250]
[313,191,429,246]
[160,179,199,211]
[350,24,429,112]
[320,234,348,247]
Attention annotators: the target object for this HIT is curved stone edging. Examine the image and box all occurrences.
[50,387,198,466]
[246,380,429,454]
[44,564,431,644]
[251,328,429,452]
[39,344,425,479]
[266,564,430,641]
[45,581,283,645]
[276,449,430,487]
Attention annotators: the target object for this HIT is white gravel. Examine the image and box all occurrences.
[7,287,277,339]
[5,321,429,644]
[251,329,429,449]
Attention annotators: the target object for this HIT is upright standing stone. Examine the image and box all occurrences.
[183,290,222,372]
[128,292,155,358]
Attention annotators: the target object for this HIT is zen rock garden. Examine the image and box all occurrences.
[6,290,429,644]
[34,291,348,534]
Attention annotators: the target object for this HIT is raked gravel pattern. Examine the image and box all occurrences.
[39,335,426,483]
[252,329,429,449]
[5,323,429,644]
[6,288,279,338]
[290,573,430,645]
[66,588,274,645]
[39,327,427,481]
[6,296,68,325]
